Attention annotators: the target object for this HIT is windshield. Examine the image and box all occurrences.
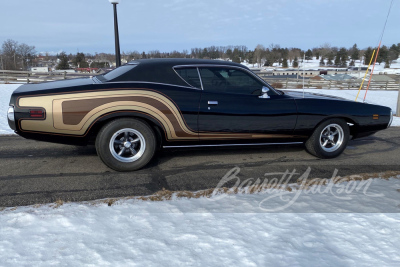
[102,64,137,81]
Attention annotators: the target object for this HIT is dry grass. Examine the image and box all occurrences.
[104,198,117,206]
[296,84,303,89]
[271,82,283,89]
[130,171,400,202]
[53,199,64,208]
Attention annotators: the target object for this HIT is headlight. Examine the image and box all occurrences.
[7,106,15,122]
[388,109,393,128]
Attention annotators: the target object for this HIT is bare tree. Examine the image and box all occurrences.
[2,39,18,70]
[17,43,36,70]
[254,44,265,68]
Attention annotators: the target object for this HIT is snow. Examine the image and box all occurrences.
[0,84,21,135]
[247,56,400,75]
[1,175,400,266]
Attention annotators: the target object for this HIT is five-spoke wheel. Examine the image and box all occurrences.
[319,124,344,153]
[96,118,156,171]
[110,128,146,163]
[305,119,349,159]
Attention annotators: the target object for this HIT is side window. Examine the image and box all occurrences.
[199,67,265,95]
[174,67,201,88]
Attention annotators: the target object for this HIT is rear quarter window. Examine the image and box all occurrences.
[174,68,201,88]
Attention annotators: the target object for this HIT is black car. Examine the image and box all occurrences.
[7,59,393,171]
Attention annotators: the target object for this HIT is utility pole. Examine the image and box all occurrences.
[109,0,121,67]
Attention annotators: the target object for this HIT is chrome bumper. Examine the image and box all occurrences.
[7,105,16,131]
[388,109,393,128]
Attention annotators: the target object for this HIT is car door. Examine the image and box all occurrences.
[197,66,298,140]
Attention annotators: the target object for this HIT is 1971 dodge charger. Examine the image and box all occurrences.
[7,59,393,171]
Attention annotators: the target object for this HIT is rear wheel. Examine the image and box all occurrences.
[305,118,350,159]
[96,118,156,171]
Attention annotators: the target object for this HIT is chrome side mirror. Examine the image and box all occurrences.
[259,86,270,99]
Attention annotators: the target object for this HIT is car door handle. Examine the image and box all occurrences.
[208,101,218,105]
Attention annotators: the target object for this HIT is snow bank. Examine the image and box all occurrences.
[1,176,400,266]
[0,84,21,135]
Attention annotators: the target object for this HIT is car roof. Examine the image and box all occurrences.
[128,58,248,69]
[105,58,254,87]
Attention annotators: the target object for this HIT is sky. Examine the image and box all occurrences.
[0,0,399,55]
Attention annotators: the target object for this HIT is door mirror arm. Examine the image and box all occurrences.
[259,86,270,99]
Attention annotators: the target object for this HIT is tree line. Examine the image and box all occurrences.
[1,38,399,70]
[0,39,36,70]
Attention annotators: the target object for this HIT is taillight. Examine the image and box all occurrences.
[29,109,45,118]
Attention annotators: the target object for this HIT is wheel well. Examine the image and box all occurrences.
[315,116,358,138]
[87,114,164,147]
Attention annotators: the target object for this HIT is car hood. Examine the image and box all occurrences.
[283,90,351,101]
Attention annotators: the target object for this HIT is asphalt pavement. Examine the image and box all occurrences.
[0,128,399,207]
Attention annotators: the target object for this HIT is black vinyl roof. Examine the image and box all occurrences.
[128,58,247,69]
[107,58,249,86]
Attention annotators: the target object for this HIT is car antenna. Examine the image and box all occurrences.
[363,0,394,103]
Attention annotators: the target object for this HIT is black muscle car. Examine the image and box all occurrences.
[7,59,393,171]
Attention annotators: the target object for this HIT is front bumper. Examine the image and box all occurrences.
[388,109,393,128]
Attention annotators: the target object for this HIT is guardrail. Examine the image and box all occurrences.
[259,75,399,90]
[0,70,92,83]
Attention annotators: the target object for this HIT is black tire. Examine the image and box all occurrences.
[95,118,156,171]
[305,118,350,159]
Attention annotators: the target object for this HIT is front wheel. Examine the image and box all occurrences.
[305,118,350,159]
[95,118,156,171]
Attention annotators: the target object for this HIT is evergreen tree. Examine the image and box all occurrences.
[319,56,325,66]
[56,52,69,70]
[327,52,334,66]
[384,58,390,68]
[292,56,299,68]
[389,44,399,59]
[282,58,288,68]
[315,52,320,60]
[141,51,147,59]
[377,45,388,65]
[364,47,373,65]
[349,60,355,66]
[339,48,348,67]
[72,52,88,68]
[334,53,341,66]
[350,44,360,61]
[231,54,240,63]
[247,50,255,66]
[305,49,313,61]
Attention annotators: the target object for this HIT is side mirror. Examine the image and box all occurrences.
[259,86,270,99]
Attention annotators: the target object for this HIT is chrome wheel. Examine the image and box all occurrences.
[319,124,344,152]
[109,128,146,163]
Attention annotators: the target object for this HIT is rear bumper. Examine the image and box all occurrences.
[7,106,16,131]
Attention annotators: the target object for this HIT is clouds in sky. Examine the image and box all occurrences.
[0,0,398,53]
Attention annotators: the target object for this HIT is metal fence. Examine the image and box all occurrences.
[0,70,91,84]
[258,75,399,91]
[1,70,399,91]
